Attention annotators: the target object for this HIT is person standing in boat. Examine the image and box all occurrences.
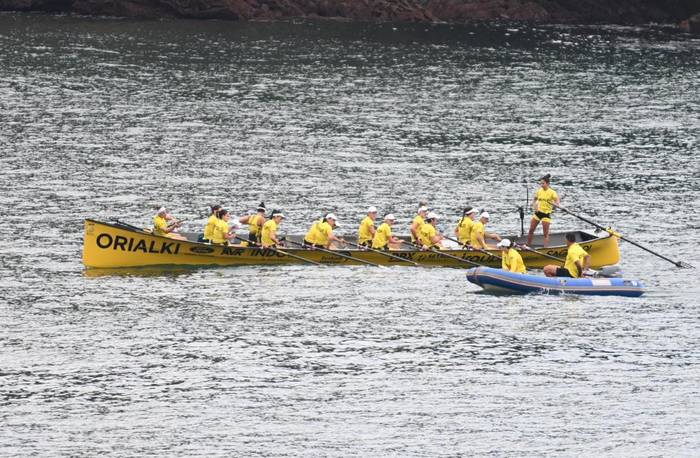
[153,207,186,241]
[527,174,561,247]
[211,209,239,245]
[454,206,478,246]
[261,210,285,248]
[497,239,526,274]
[304,213,345,249]
[239,202,266,245]
[544,232,590,278]
[410,204,429,243]
[200,204,221,243]
[372,214,402,250]
[418,212,445,250]
[357,206,378,247]
[470,211,501,249]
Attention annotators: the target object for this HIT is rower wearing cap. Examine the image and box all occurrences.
[410,204,429,243]
[261,210,285,248]
[239,202,266,245]
[358,206,378,247]
[455,206,478,246]
[304,213,345,249]
[211,209,239,245]
[544,232,590,278]
[470,211,501,249]
[153,207,186,241]
[372,214,402,250]
[201,204,221,243]
[497,239,526,274]
[527,174,560,247]
[418,212,444,250]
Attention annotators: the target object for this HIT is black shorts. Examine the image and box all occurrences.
[374,244,388,251]
[555,267,573,278]
[303,239,323,249]
[534,211,552,222]
[248,232,260,243]
[358,241,371,248]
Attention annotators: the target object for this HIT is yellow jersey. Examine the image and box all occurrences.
[418,223,437,248]
[358,216,375,244]
[153,215,169,236]
[372,222,393,249]
[203,214,218,241]
[470,221,486,248]
[261,219,278,246]
[211,219,230,245]
[564,243,588,278]
[502,248,526,274]
[248,213,264,235]
[456,217,474,245]
[305,220,333,246]
[536,187,558,214]
[411,215,424,241]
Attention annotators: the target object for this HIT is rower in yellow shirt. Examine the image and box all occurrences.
[201,204,221,243]
[153,207,186,241]
[261,210,285,248]
[454,206,478,246]
[544,232,591,278]
[210,209,240,245]
[496,239,526,274]
[239,202,266,245]
[304,213,345,249]
[418,212,444,250]
[372,214,402,250]
[357,206,378,247]
[527,174,560,247]
[410,204,428,243]
[470,211,501,249]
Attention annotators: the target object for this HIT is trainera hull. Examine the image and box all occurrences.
[466,267,644,297]
[82,219,621,269]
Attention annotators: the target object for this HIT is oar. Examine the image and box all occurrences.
[343,240,420,266]
[552,203,693,269]
[515,243,565,264]
[408,241,484,268]
[285,239,388,269]
[442,235,502,260]
[232,235,322,266]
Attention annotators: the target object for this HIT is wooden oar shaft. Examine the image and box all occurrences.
[443,235,502,260]
[232,235,322,266]
[517,244,564,264]
[553,203,692,268]
[409,240,483,267]
[285,239,386,268]
[344,241,419,266]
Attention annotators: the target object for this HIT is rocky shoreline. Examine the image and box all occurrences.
[0,0,698,28]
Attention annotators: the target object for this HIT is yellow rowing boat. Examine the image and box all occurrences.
[82,219,620,269]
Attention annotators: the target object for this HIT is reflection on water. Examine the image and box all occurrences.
[1,13,699,456]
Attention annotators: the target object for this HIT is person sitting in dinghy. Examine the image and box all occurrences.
[497,239,526,274]
[153,207,186,241]
[544,232,590,278]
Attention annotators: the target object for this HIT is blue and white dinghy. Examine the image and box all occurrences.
[466,267,644,297]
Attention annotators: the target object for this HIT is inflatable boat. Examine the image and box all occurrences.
[466,267,644,297]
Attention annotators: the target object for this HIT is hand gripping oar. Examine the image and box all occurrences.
[552,203,694,269]
[232,235,322,266]
[442,235,502,260]
[343,240,420,267]
[285,239,388,269]
[409,241,484,268]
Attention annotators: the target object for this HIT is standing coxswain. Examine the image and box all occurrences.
[372,214,402,250]
[418,212,444,250]
[454,206,478,246]
[527,174,560,247]
[357,206,378,247]
[239,202,266,245]
[470,211,501,249]
[410,204,429,243]
[544,232,590,278]
[304,213,346,249]
[153,207,187,241]
[497,239,526,273]
[261,210,285,248]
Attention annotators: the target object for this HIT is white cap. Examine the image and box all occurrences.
[325,213,337,220]
[385,214,396,221]
[497,239,511,248]
[368,206,378,213]
[466,207,478,214]
[272,211,285,218]
[480,211,490,219]
[156,207,166,215]
[418,206,428,212]
[426,211,438,220]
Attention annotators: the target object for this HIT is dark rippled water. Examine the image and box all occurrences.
[1,13,699,455]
